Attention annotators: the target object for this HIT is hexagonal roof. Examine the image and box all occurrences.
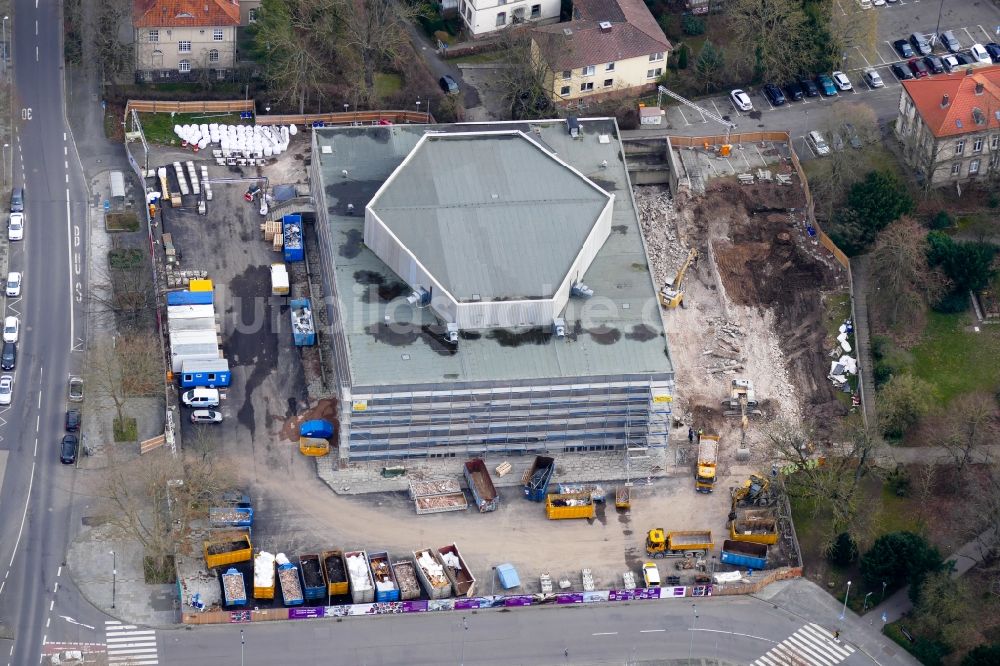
[367,131,612,302]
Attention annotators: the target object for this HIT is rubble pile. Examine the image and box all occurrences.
[634,186,688,290]
[701,318,746,375]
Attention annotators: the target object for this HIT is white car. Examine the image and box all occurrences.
[3,316,18,343]
[190,409,223,424]
[832,71,853,91]
[730,89,753,112]
[8,212,23,241]
[5,272,21,297]
[872,0,885,5]
[0,375,12,406]
[969,44,991,64]
[941,54,961,72]
[863,69,884,88]
[807,130,831,156]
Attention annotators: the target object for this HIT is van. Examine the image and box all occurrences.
[181,387,220,408]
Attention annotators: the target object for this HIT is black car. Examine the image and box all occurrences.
[60,434,78,464]
[986,43,1000,63]
[65,409,81,432]
[797,76,820,97]
[783,81,805,101]
[1,342,15,371]
[891,63,915,80]
[762,83,786,106]
[893,39,915,59]
[438,75,459,95]
[923,55,944,74]
[9,187,23,214]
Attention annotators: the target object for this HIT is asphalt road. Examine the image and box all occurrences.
[0,0,94,664]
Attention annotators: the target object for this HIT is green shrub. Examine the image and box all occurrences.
[928,211,952,230]
[682,14,706,36]
[886,467,911,497]
[826,532,859,566]
[677,44,689,69]
[963,644,1000,666]
[860,531,942,592]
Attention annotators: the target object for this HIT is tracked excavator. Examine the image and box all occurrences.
[659,248,698,308]
[722,379,763,447]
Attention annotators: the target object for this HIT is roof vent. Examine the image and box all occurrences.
[567,116,580,137]
[571,282,594,298]
[553,317,567,337]
[563,27,573,36]
[599,21,613,32]
[320,145,333,154]
[940,94,949,108]
[406,286,431,307]
[205,3,209,12]
[972,107,986,125]
[966,67,974,76]
[446,323,460,344]
[975,82,985,95]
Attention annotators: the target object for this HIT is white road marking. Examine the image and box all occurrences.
[6,460,35,572]
[35,46,38,62]
[58,615,94,630]
[105,622,159,665]
[978,25,993,41]
[66,194,74,349]
[752,623,856,666]
[639,629,665,633]
[592,632,618,636]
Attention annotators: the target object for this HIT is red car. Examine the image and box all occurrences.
[908,58,930,78]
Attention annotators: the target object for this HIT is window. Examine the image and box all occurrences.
[954,139,965,155]
[496,11,505,26]
[580,82,594,92]
[560,85,570,96]
[178,40,192,53]
[178,59,191,73]
[991,153,1000,168]
[969,159,981,175]
[646,67,663,79]
[561,69,571,80]
[992,135,1000,150]
[248,8,257,23]
[217,68,226,80]
[531,3,540,18]
[649,52,664,62]
[605,62,615,72]
[581,65,595,76]
[209,49,219,62]
[148,29,159,42]
[466,6,472,20]
[973,137,983,152]
[183,374,192,382]
[207,373,217,382]
[213,28,224,41]
[498,0,507,4]
[951,162,961,176]
[603,78,613,87]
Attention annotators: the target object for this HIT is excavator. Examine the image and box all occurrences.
[730,474,775,510]
[722,379,763,446]
[659,248,698,308]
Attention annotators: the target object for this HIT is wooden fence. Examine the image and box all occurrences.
[256,110,434,126]
[668,131,793,148]
[710,566,804,596]
[126,99,254,115]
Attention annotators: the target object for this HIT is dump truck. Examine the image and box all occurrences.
[695,434,720,493]
[344,551,375,604]
[615,486,631,510]
[728,507,779,545]
[203,530,252,569]
[523,456,555,501]
[645,529,714,559]
[413,548,452,599]
[299,553,327,602]
[368,551,401,602]
[545,492,596,520]
[391,557,421,601]
[290,298,316,346]
[322,550,349,597]
[464,458,499,512]
[253,551,276,600]
[221,568,248,607]
[437,543,476,597]
[209,506,254,528]
[275,553,304,606]
[720,539,768,570]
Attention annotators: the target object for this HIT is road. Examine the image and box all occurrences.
[0,0,95,664]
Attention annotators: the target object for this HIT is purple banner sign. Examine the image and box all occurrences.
[454,598,480,610]
[557,593,583,604]
[505,595,533,607]
[609,587,662,601]
[403,600,429,613]
[289,607,325,619]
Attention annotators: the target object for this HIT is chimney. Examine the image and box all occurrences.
[941,94,949,108]
[599,21,612,33]
[975,82,985,95]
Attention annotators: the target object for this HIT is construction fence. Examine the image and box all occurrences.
[125,99,254,115]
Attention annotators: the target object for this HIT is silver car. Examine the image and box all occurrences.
[190,409,223,424]
[939,30,961,53]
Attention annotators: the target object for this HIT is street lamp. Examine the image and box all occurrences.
[840,580,852,620]
[688,603,698,665]
[863,591,873,612]
[110,550,117,609]
[491,566,497,597]
[416,99,422,118]
[2,16,8,76]
[881,580,887,603]
[2,143,7,187]
[264,105,270,115]
[240,629,245,666]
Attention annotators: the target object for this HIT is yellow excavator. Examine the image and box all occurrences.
[659,248,698,308]
[731,474,775,509]
[722,379,762,446]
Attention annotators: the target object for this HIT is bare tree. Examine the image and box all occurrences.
[342,0,417,104]
[93,0,135,83]
[827,2,878,67]
[727,0,810,83]
[90,245,157,332]
[493,29,557,120]
[809,103,881,218]
[87,333,163,439]
[935,392,997,472]
[869,217,943,333]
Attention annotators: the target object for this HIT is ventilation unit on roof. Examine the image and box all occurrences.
[406,286,431,306]
[571,282,594,298]
[599,21,613,32]
[553,317,566,337]
[446,323,460,344]
[563,27,573,36]
[567,116,580,137]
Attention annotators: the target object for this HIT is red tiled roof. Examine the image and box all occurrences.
[901,65,1000,138]
[134,0,241,28]
[532,0,671,71]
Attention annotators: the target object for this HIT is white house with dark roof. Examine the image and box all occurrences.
[458,0,561,37]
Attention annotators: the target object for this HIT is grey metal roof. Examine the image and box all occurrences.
[368,133,610,301]
[314,119,674,389]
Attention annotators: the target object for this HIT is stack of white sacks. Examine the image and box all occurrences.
[173,123,298,158]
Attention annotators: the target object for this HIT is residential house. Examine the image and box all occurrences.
[459,0,560,38]
[531,0,672,103]
[894,65,1000,186]
[133,0,241,81]
[238,0,261,25]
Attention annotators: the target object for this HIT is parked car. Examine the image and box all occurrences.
[893,39,915,59]
[60,434,78,465]
[891,63,915,80]
[969,44,991,64]
[5,271,21,297]
[65,409,81,432]
[863,69,884,88]
[68,376,84,402]
[831,132,845,152]
[908,58,930,78]
[831,71,852,91]
[910,32,933,56]
[797,76,820,97]
[872,0,885,5]
[191,409,223,424]
[0,375,12,406]
[923,55,944,74]
[438,75,459,95]
[985,43,1000,63]
[941,54,961,72]
[9,187,23,213]
[181,387,220,408]
[1,342,16,371]
[730,89,753,112]
[8,212,23,241]
[3,317,18,343]
[783,81,805,101]
[954,52,974,66]
[842,123,863,150]
[815,74,838,96]
[807,131,831,156]
[939,30,961,53]
[762,83,785,106]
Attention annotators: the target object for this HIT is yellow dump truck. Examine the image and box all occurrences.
[545,492,596,520]
[695,434,720,493]
[645,529,713,559]
[728,508,779,545]
[203,530,253,569]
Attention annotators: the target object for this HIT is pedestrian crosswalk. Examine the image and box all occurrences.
[105,620,159,665]
[753,623,856,666]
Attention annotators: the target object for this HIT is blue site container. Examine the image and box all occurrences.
[496,563,520,589]
[283,214,304,262]
[167,290,213,306]
[179,359,231,388]
[300,419,334,439]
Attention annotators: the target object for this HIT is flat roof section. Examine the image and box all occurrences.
[368,132,611,302]
[314,119,673,389]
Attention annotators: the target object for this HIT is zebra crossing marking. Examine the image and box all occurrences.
[752,623,856,666]
[105,620,159,665]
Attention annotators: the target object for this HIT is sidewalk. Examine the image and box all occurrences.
[849,254,877,430]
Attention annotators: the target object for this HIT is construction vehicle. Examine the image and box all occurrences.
[728,507,779,545]
[615,486,631,511]
[730,474,775,509]
[642,562,661,588]
[695,434,719,493]
[645,529,714,559]
[659,248,698,308]
[722,379,763,446]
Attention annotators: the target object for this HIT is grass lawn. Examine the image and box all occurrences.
[138,111,250,146]
[448,51,504,65]
[105,212,140,232]
[374,73,403,99]
[909,311,1000,404]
